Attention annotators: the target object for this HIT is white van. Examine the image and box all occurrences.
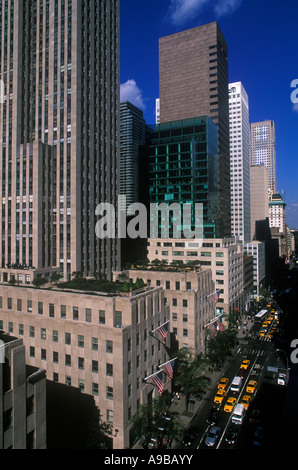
[230,376,242,393]
[231,404,246,425]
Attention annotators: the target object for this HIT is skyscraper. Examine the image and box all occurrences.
[120,101,148,216]
[0,0,120,281]
[250,120,277,194]
[159,22,231,237]
[229,82,251,242]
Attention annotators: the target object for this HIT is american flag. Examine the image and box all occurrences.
[155,321,169,344]
[151,372,164,396]
[217,316,224,331]
[209,321,218,336]
[166,359,175,381]
[213,289,221,304]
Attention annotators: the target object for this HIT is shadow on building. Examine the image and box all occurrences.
[46,381,112,449]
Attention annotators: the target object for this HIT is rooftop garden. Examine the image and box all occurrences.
[124,258,201,272]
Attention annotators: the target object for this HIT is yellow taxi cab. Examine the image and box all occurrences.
[271,309,275,313]
[268,315,274,321]
[246,380,257,394]
[214,389,226,404]
[217,377,229,390]
[240,359,250,370]
[266,303,271,308]
[224,397,237,413]
[241,395,251,410]
[259,330,266,337]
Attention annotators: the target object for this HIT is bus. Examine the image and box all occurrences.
[254,309,268,324]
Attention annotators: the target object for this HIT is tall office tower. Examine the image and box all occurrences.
[0,0,120,281]
[229,82,251,243]
[250,120,277,194]
[149,116,221,239]
[159,22,231,237]
[120,101,148,216]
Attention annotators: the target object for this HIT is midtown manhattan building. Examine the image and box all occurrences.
[229,82,251,242]
[120,101,148,215]
[149,116,221,239]
[0,282,170,449]
[250,120,277,194]
[0,0,120,281]
[159,22,231,237]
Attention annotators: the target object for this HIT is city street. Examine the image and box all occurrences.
[175,309,288,449]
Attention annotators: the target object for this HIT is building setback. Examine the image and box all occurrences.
[0,0,120,281]
[159,22,231,237]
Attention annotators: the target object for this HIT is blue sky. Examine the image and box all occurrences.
[120,0,298,229]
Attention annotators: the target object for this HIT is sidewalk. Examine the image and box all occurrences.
[133,366,224,449]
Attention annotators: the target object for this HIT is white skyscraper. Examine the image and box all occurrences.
[229,82,251,243]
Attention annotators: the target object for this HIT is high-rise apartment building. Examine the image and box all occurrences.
[250,120,277,194]
[0,0,120,281]
[229,82,251,242]
[120,101,148,216]
[159,22,231,237]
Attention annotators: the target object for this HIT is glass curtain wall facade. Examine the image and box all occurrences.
[149,116,221,239]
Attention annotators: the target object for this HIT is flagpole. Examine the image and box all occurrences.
[151,320,170,334]
[143,370,164,382]
[158,357,177,369]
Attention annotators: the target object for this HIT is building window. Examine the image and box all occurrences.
[27,300,32,313]
[38,302,43,315]
[41,328,46,340]
[41,349,46,360]
[65,332,71,345]
[78,335,84,348]
[85,308,91,322]
[49,304,55,317]
[78,379,85,392]
[73,306,79,320]
[92,383,99,396]
[114,311,122,328]
[92,337,98,351]
[106,340,113,353]
[7,298,12,310]
[19,324,24,335]
[30,346,35,358]
[106,363,113,377]
[78,357,84,370]
[92,360,98,373]
[29,326,35,338]
[61,305,66,318]
[17,299,22,311]
[53,330,58,343]
[99,310,105,324]
[65,354,71,367]
[106,387,113,400]
[53,351,58,363]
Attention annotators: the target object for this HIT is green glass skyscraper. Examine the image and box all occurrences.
[149,116,222,239]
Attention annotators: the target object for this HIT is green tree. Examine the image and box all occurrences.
[32,277,48,289]
[129,394,183,448]
[206,329,237,365]
[174,348,209,412]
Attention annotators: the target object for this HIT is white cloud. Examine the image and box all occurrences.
[168,0,209,25]
[214,0,243,17]
[120,79,146,110]
[167,0,243,25]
